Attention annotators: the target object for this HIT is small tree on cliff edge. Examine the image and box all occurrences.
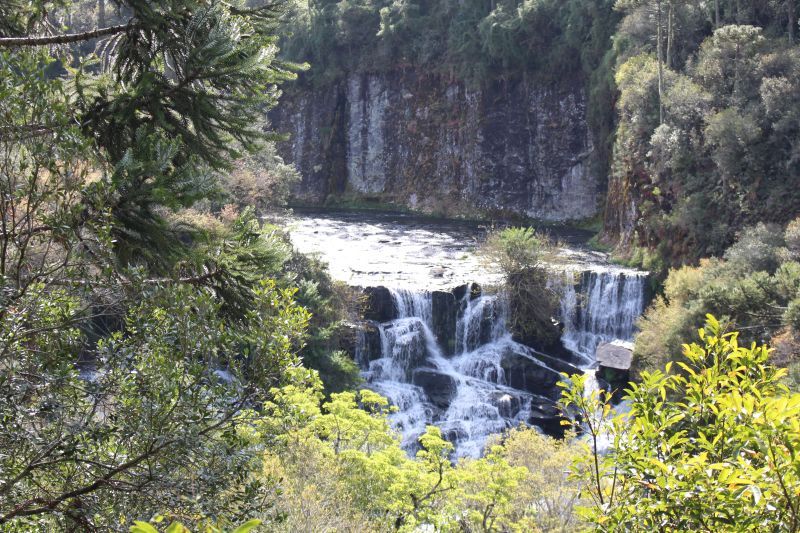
[481,227,560,349]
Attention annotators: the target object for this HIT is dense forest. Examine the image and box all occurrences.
[0,0,799,532]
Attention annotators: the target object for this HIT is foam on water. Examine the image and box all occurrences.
[358,289,577,457]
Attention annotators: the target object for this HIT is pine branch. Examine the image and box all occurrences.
[0,124,57,140]
[0,22,138,47]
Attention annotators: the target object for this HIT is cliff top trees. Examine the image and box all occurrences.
[280,0,618,85]
[607,4,800,267]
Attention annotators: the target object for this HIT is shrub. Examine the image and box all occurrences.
[481,227,560,348]
[562,315,800,531]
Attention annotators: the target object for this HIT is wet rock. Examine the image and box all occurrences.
[363,286,396,322]
[412,368,457,409]
[528,401,567,438]
[356,321,384,366]
[453,282,481,302]
[500,348,580,400]
[501,354,561,399]
[489,391,522,419]
[441,424,468,444]
[431,290,458,356]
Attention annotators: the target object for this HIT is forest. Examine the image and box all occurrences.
[0,1,799,532]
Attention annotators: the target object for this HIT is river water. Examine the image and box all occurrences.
[282,209,648,456]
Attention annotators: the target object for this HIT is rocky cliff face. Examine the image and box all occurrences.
[269,71,600,221]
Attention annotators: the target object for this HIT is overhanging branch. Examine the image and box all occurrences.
[0,23,138,47]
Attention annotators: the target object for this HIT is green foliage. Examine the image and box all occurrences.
[633,219,800,385]
[0,2,344,530]
[129,517,262,533]
[607,2,800,266]
[481,227,560,348]
[482,227,547,275]
[3,0,303,267]
[254,375,584,531]
[280,0,618,86]
[499,427,586,532]
[0,277,309,530]
[561,315,800,531]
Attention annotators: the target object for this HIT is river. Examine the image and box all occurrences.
[281,209,648,456]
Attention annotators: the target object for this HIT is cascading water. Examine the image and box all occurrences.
[289,210,650,458]
[356,270,649,457]
[559,270,647,363]
[358,287,575,457]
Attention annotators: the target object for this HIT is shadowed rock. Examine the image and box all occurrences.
[501,347,580,400]
[412,368,457,409]
[363,286,396,322]
[528,400,567,438]
[431,290,458,356]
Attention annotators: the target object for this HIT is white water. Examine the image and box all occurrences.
[559,270,647,363]
[285,210,648,456]
[357,271,648,457]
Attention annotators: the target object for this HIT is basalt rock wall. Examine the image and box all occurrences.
[269,71,600,221]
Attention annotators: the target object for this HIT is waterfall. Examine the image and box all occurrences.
[359,287,572,457]
[356,270,647,457]
[559,270,647,363]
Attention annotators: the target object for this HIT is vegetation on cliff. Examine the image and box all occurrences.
[598,0,800,401]
[480,227,561,350]
[607,0,800,268]
[634,217,800,388]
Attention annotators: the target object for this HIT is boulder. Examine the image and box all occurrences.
[355,321,384,366]
[452,282,481,302]
[500,347,580,400]
[489,391,523,419]
[363,286,396,322]
[595,340,632,393]
[528,400,567,438]
[595,340,633,370]
[431,290,458,356]
[412,368,457,409]
[441,424,468,444]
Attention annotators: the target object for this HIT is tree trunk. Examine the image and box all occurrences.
[715,0,720,27]
[657,0,665,125]
[789,0,796,43]
[98,0,106,27]
[667,1,674,69]
[0,23,136,47]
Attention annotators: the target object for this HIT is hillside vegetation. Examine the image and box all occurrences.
[1,1,800,531]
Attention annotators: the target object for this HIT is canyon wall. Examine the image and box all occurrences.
[269,71,600,221]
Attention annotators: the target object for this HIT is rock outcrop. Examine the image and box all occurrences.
[270,71,599,221]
